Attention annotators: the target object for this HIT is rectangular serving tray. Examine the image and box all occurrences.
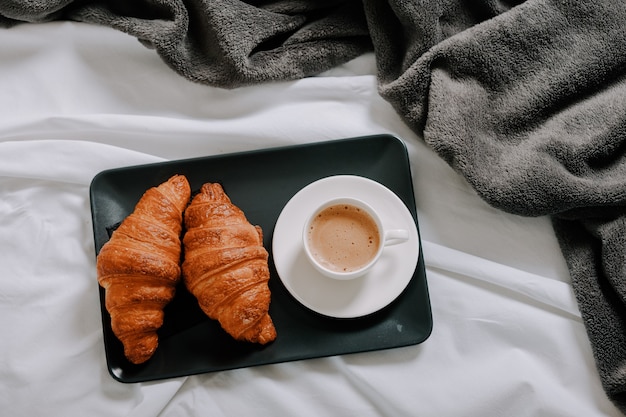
[90,134,432,383]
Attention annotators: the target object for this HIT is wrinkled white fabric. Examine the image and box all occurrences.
[0,21,620,417]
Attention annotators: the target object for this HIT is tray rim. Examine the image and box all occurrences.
[90,134,433,383]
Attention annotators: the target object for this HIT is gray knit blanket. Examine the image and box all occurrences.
[4,0,626,411]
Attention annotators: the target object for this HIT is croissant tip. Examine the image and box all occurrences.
[257,332,277,345]
[200,182,225,196]
[202,182,223,190]
[168,174,191,192]
[127,354,153,365]
[240,315,277,345]
[123,333,159,365]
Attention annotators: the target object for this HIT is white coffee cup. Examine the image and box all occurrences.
[303,197,409,280]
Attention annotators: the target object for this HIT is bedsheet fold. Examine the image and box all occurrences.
[3,0,626,412]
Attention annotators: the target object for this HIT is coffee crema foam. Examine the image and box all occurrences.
[307,204,380,273]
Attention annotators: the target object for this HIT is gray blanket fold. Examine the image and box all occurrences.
[4,0,626,411]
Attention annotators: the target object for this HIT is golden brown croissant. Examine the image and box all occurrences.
[182,182,277,344]
[97,174,191,364]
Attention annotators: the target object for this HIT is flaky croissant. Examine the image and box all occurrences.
[97,174,191,364]
[182,182,277,344]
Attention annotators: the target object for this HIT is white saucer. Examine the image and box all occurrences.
[272,175,420,319]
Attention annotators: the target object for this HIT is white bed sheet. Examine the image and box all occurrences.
[0,22,620,416]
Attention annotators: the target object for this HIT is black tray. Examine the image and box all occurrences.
[90,134,432,383]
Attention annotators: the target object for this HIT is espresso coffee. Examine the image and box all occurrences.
[306,203,381,273]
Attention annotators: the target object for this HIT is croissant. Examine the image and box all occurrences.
[96,174,191,364]
[182,183,277,344]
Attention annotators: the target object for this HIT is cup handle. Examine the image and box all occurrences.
[382,229,409,247]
